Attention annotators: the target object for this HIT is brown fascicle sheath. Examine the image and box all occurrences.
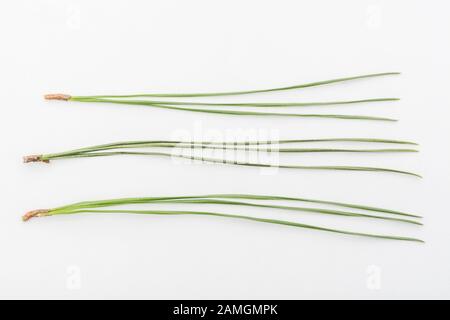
[44,94,71,101]
[22,209,50,222]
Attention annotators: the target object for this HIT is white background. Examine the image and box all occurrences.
[0,0,449,299]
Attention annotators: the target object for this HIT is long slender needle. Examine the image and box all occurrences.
[139,198,421,225]
[34,138,418,159]
[72,72,400,98]
[50,194,421,219]
[27,208,422,242]
[39,150,421,177]
[72,97,399,108]
[68,98,397,121]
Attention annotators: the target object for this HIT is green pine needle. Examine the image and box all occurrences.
[24,138,421,177]
[67,98,398,121]
[132,198,421,225]
[23,191,423,242]
[45,150,421,177]
[71,97,399,108]
[74,72,400,98]
[23,203,423,242]
[47,194,421,219]
[57,209,424,242]
[45,72,401,120]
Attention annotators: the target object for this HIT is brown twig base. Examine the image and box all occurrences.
[23,155,49,163]
[44,93,71,101]
[22,209,50,222]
